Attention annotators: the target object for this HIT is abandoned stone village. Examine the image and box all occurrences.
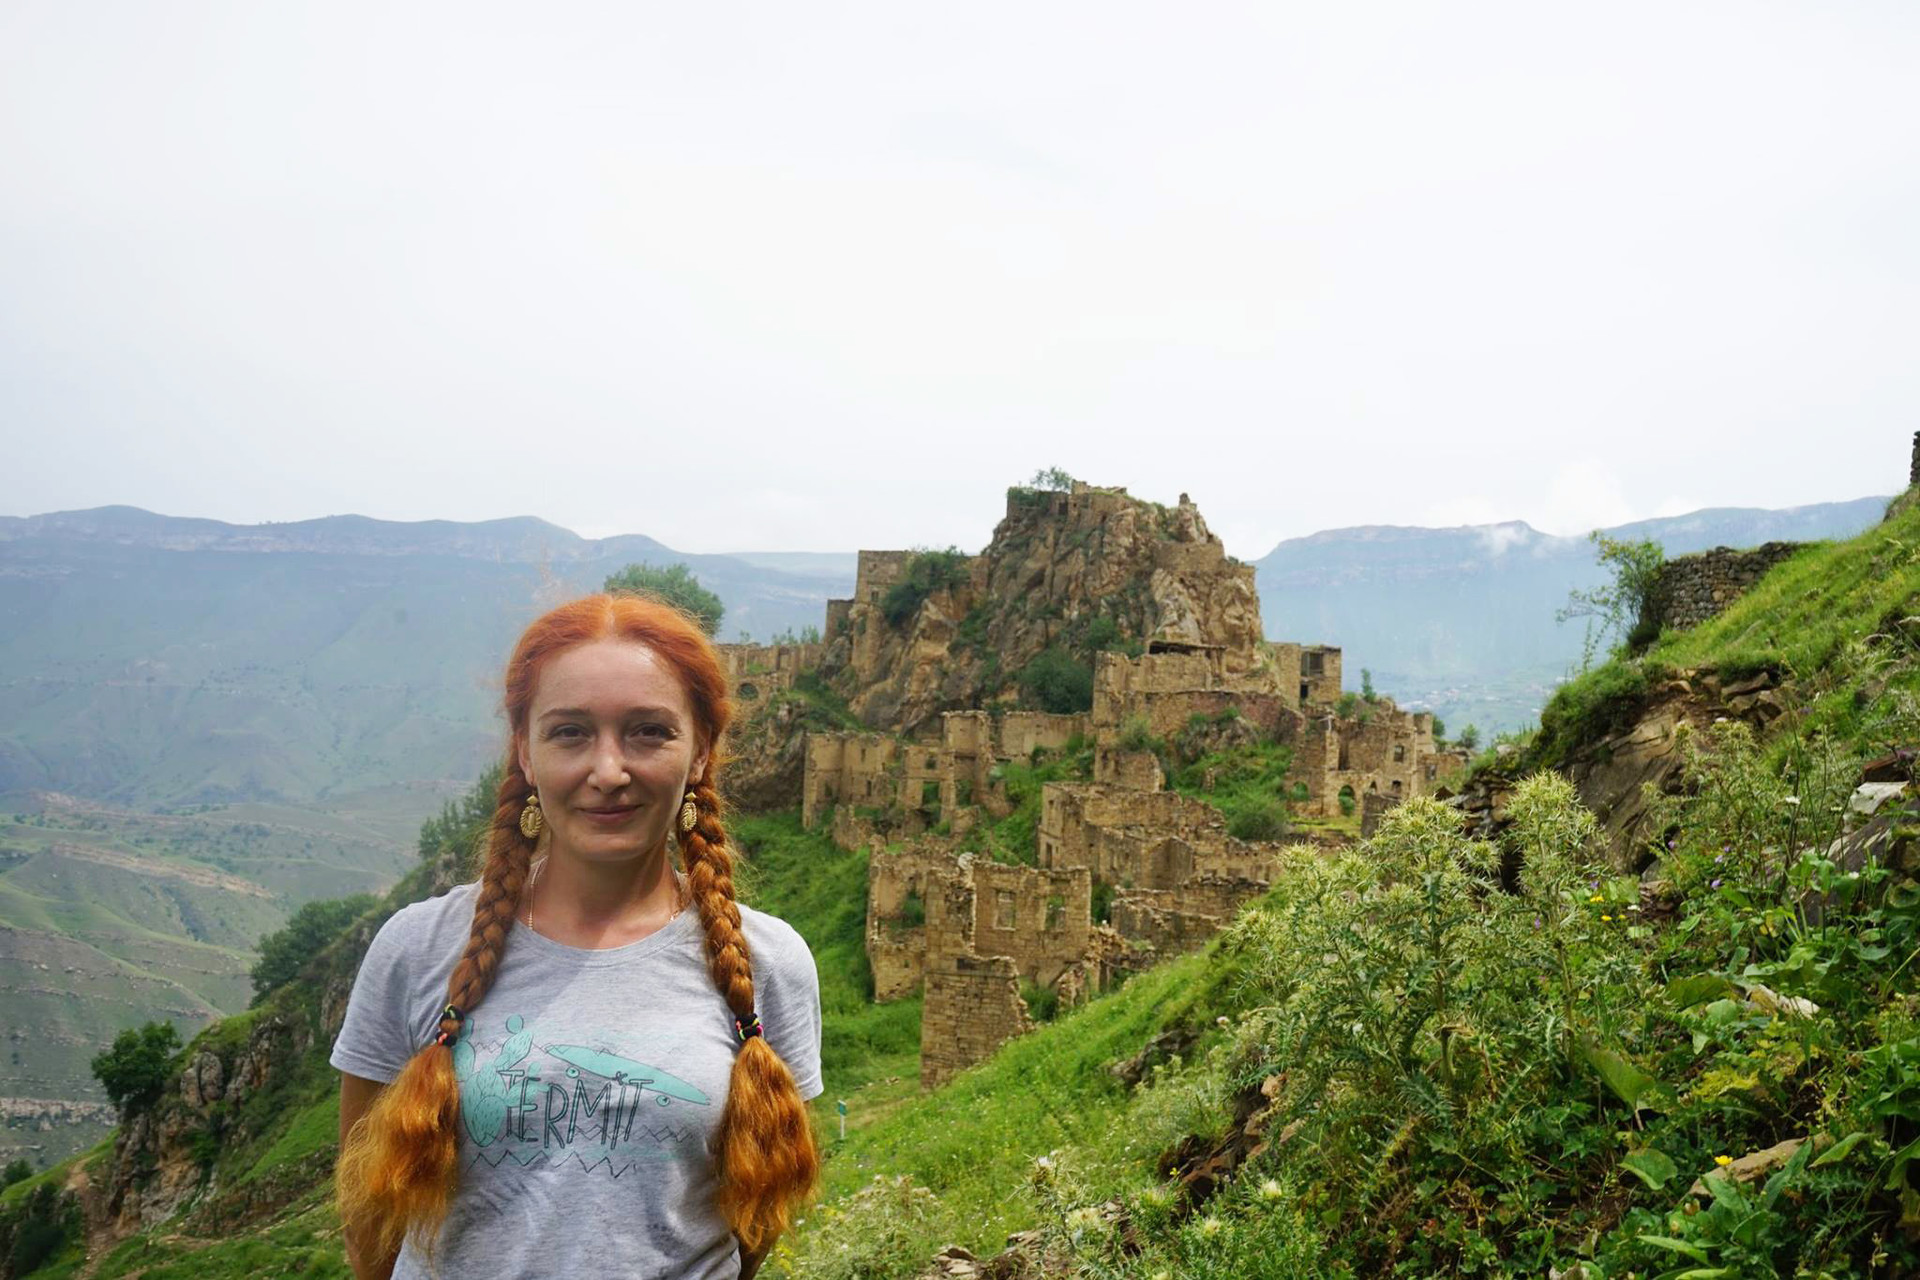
[717,478,1804,1088]
[719,482,1473,1087]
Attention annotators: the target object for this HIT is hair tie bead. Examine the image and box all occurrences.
[430,1004,464,1049]
[734,1013,764,1045]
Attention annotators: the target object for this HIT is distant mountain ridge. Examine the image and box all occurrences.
[0,506,857,809]
[1254,496,1892,732]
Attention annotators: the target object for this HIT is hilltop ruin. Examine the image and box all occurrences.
[722,480,1467,1085]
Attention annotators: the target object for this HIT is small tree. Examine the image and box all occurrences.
[604,563,725,637]
[90,1022,181,1112]
[1029,467,1075,492]
[250,894,378,1003]
[1556,533,1665,655]
[1361,668,1377,702]
[1457,724,1481,751]
[1,1158,31,1190]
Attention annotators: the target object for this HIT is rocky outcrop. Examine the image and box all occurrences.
[1454,668,1788,870]
[829,485,1265,734]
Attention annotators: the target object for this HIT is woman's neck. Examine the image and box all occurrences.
[524,842,684,948]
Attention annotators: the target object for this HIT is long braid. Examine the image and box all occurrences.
[336,761,535,1260]
[680,773,821,1252]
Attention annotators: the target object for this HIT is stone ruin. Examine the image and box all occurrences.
[715,640,826,706]
[741,481,1470,1086]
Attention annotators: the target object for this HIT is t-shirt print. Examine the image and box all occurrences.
[452,1013,712,1175]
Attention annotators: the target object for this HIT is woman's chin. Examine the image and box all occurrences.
[557,827,668,862]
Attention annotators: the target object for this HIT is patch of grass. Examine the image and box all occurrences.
[981,739,1095,864]
[1168,741,1295,838]
[730,812,922,1109]
[790,938,1249,1268]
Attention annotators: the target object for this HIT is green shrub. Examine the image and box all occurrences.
[1226,797,1288,842]
[882,548,970,628]
[90,1021,181,1113]
[250,893,379,1003]
[1015,648,1093,714]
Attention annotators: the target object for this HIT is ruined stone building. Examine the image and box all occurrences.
[752,480,1471,1087]
[716,640,825,705]
[801,709,1090,831]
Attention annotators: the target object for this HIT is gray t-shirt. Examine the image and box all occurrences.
[330,881,823,1280]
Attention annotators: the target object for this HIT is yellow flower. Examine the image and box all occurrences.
[1589,894,1605,903]
[1714,1154,1733,1167]
[1601,914,1613,922]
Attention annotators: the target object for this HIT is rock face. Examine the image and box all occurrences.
[1467,668,1788,870]
[824,484,1264,734]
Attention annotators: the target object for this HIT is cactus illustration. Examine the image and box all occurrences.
[454,1014,532,1147]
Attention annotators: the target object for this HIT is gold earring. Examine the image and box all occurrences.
[519,792,544,839]
[679,793,699,833]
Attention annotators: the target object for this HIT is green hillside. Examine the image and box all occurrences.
[14,501,1920,1277]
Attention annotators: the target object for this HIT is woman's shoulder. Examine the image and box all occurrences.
[371,881,483,953]
[737,903,816,973]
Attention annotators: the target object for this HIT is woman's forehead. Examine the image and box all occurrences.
[532,639,693,715]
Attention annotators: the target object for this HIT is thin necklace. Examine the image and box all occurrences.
[523,856,687,935]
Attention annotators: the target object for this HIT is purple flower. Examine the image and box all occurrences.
[1710,878,1723,890]
[1667,837,1676,850]
[1714,854,1725,865]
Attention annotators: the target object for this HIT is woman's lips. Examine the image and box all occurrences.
[580,805,638,825]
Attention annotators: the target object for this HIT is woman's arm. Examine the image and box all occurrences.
[339,1072,401,1280]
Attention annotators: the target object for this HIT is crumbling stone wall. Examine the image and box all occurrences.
[717,641,824,703]
[804,710,1089,837]
[1644,543,1803,633]
[1267,642,1343,709]
[966,861,1091,987]
[1291,705,1446,817]
[867,848,1095,1001]
[1110,873,1270,953]
[1091,649,1301,743]
[921,953,1033,1089]
[801,733,900,828]
[1360,790,1401,838]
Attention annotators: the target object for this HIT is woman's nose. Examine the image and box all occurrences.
[589,735,631,789]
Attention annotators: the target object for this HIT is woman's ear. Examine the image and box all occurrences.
[516,735,533,789]
[690,743,710,789]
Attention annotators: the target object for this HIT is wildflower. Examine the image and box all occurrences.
[1600,914,1613,922]
[1715,853,1726,863]
[1258,1178,1283,1201]
[1216,1015,1231,1028]
[1710,878,1723,890]
[1714,1154,1733,1167]
[1067,1206,1103,1231]
[1589,894,1605,903]
[1199,1216,1224,1237]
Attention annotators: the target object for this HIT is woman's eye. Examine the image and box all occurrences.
[630,723,670,740]
[550,725,587,741]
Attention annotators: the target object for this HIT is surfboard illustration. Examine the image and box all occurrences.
[546,1044,712,1107]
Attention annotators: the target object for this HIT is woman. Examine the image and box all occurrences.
[331,594,822,1279]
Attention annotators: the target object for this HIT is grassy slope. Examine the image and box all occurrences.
[767,501,1920,1278]
[1534,498,1920,769]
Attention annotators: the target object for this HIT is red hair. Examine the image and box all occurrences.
[336,594,819,1259]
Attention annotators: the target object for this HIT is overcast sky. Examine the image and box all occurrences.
[2,2,1916,560]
